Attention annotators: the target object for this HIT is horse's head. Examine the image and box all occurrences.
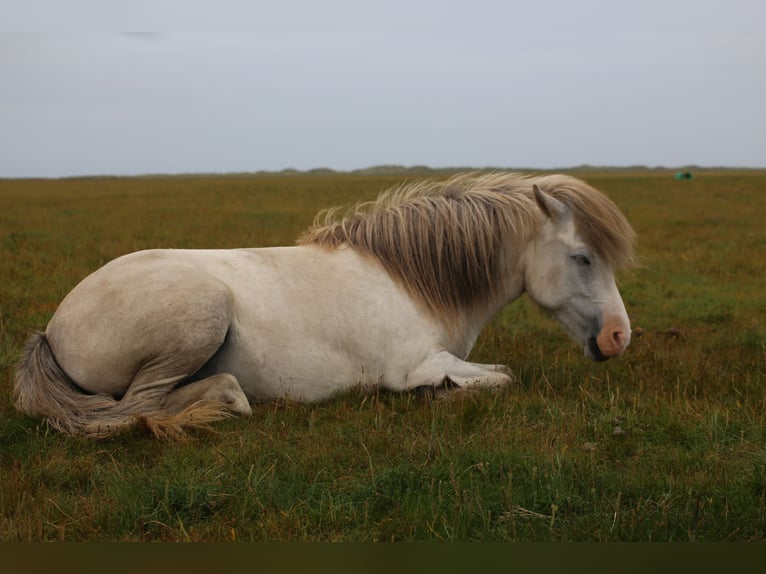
[523,184,632,361]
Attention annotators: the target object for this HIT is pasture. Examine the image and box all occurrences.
[1,170,765,541]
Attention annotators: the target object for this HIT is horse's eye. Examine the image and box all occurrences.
[572,254,592,267]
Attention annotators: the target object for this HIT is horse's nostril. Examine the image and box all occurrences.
[597,329,627,359]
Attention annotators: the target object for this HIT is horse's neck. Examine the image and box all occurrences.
[489,243,527,312]
[450,244,528,350]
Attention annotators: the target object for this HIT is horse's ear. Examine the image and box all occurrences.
[533,184,568,221]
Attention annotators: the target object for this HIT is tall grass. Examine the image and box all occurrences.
[1,171,764,541]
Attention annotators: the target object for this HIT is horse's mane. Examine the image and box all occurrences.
[298,172,635,320]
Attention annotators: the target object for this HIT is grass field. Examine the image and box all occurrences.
[1,170,765,541]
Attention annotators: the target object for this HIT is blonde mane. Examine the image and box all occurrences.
[298,172,635,320]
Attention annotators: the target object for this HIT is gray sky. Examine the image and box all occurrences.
[2,0,764,177]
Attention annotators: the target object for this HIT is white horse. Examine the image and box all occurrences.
[14,172,636,438]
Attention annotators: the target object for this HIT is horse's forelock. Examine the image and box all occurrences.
[533,174,637,270]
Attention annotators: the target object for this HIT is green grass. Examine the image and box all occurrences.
[1,170,765,541]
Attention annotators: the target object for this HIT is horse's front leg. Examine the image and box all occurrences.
[405,351,513,395]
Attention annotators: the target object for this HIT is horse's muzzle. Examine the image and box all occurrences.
[587,336,610,362]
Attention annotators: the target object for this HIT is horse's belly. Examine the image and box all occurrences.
[206,301,435,402]
[216,338,382,402]
[198,248,445,401]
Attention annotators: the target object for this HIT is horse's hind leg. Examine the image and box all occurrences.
[122,368,250,439]
[119,329,251,437]
[162,373,251,417]
[129,373,252,438]
[110,273,251,436]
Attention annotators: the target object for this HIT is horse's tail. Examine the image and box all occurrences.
[13,332,230,439]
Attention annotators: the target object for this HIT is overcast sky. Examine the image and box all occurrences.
[1,0,764,177]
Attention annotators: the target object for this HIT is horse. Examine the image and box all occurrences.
[14,172,636,438]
